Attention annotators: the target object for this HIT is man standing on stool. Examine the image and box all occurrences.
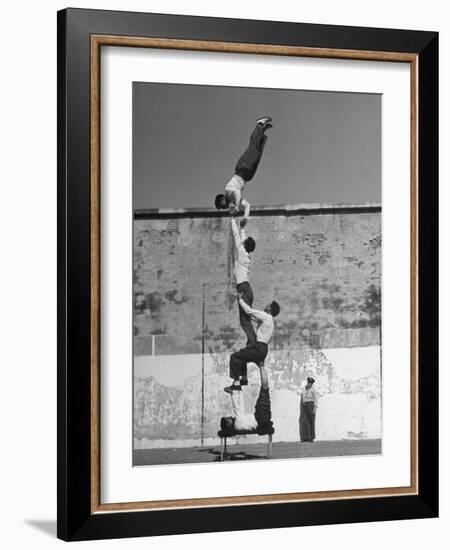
[225,295,280,393]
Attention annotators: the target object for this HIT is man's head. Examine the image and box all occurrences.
[243,237,256,253]
[264,300,281,317]
[215,194,230,210]
[220,416,235,431]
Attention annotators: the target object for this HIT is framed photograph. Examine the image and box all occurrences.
[57,8,438,541]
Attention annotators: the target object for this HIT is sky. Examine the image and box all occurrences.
[133,82,381,209]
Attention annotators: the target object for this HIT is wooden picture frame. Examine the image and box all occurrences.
[57,8,438,541]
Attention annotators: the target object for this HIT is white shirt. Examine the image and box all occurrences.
[238,299,274,344]
[230,389,257,431]
[231,218,251,284]
[301,387,318,405]
[224,175,250,219]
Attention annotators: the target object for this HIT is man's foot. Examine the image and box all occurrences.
[240,376,248,386]
[224,383,242,394]
[256,116,272,127]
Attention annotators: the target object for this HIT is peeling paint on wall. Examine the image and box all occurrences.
[134,346,381,448]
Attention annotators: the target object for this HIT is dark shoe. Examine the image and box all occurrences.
[240,376,248,386]
[256,116,272,126]
[224,384,242,394]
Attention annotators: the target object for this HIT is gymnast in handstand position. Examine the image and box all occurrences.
[221,366,273,433]
[215,116,273,226]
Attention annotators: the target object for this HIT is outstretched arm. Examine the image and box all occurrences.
[230,217,244,250]
[241,199,251,224]
[229,187,242,214]
[230,389,245,417]
[238,297,265,322]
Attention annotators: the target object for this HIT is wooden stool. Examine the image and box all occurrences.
[217,427,274,461]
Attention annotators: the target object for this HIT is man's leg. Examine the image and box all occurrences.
[234,124,269,182]
[237,282,257,347]
[254,384,272,428]
[258,364,269,389]
[229,350,245,384]
[227,344,266,391]
[236,282,256,385]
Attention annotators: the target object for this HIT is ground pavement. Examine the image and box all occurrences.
[133,439,381,466]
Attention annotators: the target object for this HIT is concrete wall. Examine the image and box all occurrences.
[133,204,381,447]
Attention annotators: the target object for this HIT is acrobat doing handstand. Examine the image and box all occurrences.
[215,116,272,226]
[221,364,273,434]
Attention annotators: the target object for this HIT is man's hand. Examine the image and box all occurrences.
[229,204,239,216]
[239,218,248,228]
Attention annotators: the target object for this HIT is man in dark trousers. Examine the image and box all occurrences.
[225,295,280,393]
[215,116,273,225]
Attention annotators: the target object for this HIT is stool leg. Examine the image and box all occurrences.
[220,437,224,462]
[224,437,227,459]
[268,434,272,459]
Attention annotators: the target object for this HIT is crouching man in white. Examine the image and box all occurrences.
[221,368,274,433]
[229,387,257,431]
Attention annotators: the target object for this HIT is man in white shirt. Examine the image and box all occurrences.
[221,384,273,432]
[225,296,280,393]
[215,116,272,224]
[221,371,273,433]
[230,217,257,360]
[224,386,258,431]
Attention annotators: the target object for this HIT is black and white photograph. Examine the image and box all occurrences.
[0,0,442,546]
[132,82,382,466]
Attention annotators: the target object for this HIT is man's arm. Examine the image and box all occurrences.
[228,188,241,215]
[230,389,244,418]
[230,217,243,250]
[241,199,251,224]
[238,297,265,322]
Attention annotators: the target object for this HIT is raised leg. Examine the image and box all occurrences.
[234,124,269,182]
[258,364,269,389]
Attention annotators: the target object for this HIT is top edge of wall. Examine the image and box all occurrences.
[134,203,382,219]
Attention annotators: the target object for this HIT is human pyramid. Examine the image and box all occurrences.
[215,116,281,434]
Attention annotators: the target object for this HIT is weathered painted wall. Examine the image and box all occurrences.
[134,346,381,448]
[133,205,381,447]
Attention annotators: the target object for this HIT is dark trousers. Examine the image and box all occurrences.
[299,401,316,442]
[236,281,257,349]
[254,386,272,427]
[230,342,268,380]
[234,124,268,182]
